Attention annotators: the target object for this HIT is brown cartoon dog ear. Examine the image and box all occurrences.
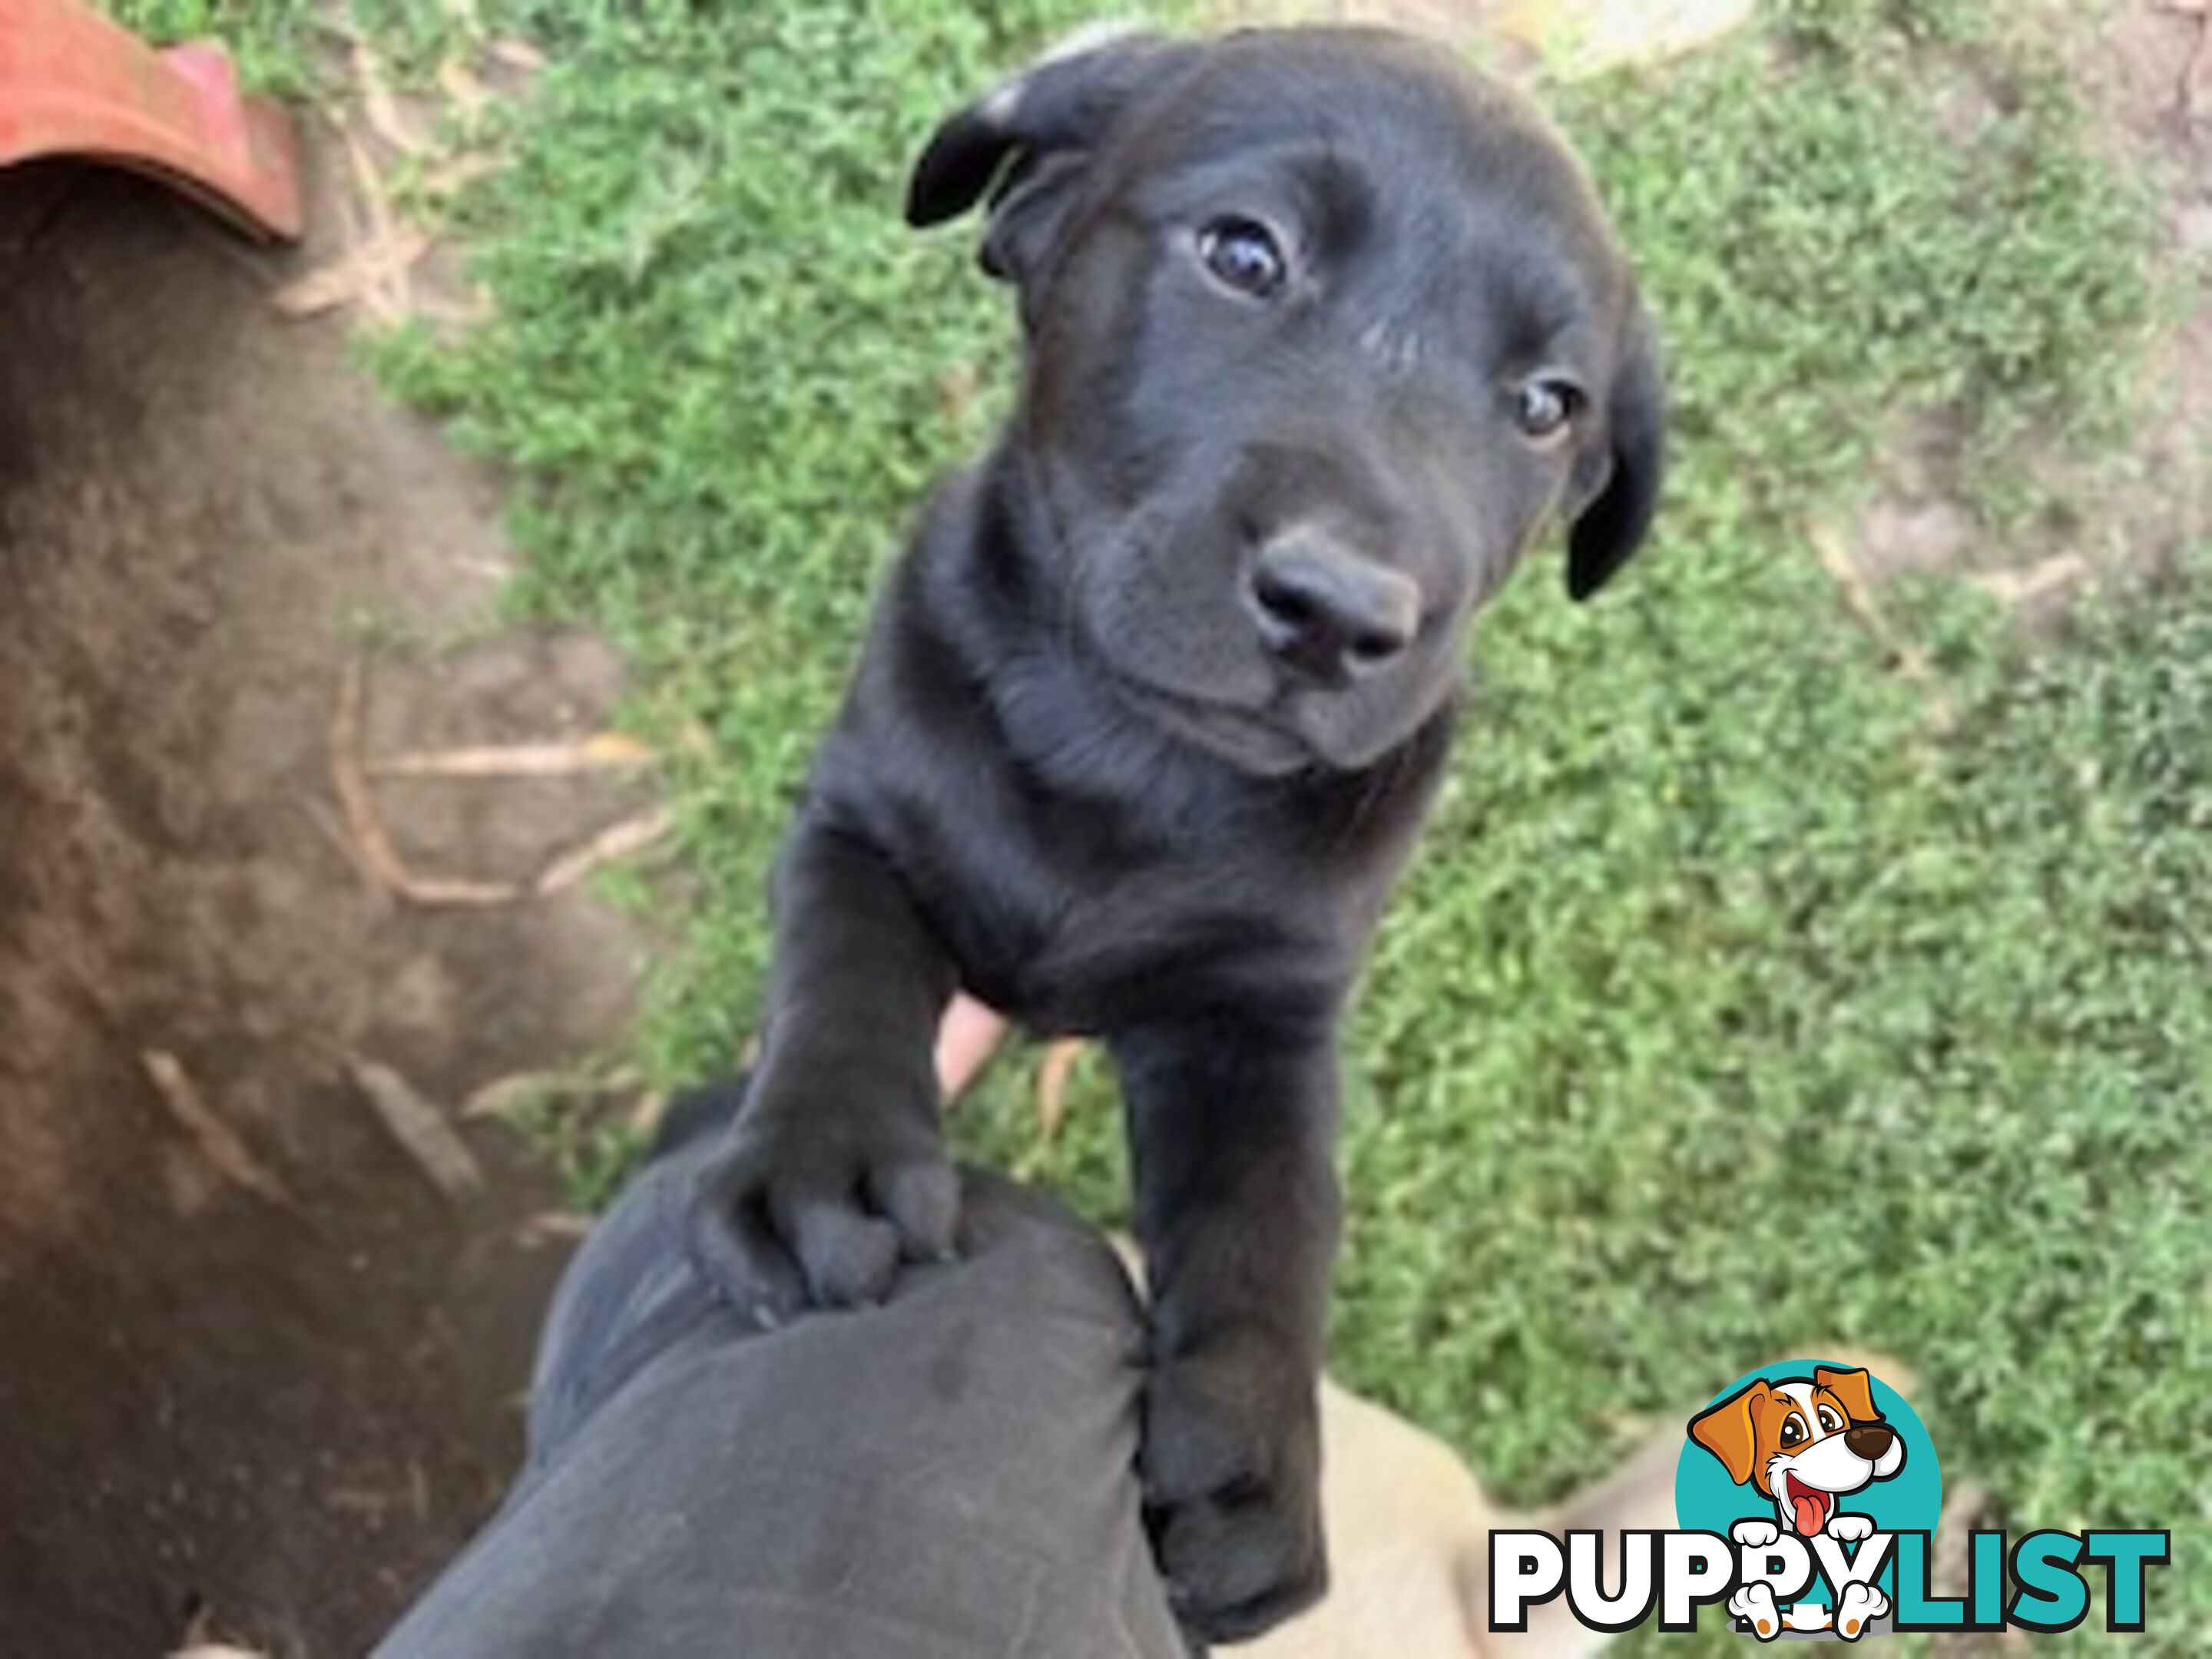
[1690,1379,1770,1488]
[1816,1366,1881,1423]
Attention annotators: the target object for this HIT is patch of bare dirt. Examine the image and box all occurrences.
[1844,2,2212,618]
[0,137,660,1657]
[2101,2,2212,463]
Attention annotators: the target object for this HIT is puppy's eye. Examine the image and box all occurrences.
[1818,1407,1844,1434]
[1779,1416,1806,1449]
[1197,217,1287,299]
[1515,378,1582,443]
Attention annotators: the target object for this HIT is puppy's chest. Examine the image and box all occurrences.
[843,701,1406,1031]
[928,833,1359,1035]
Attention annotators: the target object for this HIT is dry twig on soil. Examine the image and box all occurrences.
[271,229,431,319]
[1969,552,2090,608]
[461,1070,560,1121]
[329,661,523,908]
[369,733,653,778]
[335,118,418,323]
[141,1052,297,1210]
[1812,526,1957,735]
[517,1210,593,1247]
[346,1056,485,1197]
[533,807,675,896]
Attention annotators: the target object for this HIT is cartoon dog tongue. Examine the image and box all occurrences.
[1786,1475,1830,1535]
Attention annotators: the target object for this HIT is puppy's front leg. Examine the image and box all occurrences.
[690,819,959,1318]
[1114,1017,1341,1644]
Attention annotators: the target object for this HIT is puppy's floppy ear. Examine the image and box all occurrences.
[906,28,1201,284]
[1565,297,1667,601]
[1814,1366,1882,1425]
[1689,1379,1769,1488]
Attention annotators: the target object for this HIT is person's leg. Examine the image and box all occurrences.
[379,1081,1184,1659]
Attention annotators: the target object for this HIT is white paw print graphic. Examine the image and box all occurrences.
[1826,1512,1876,1543]
[1732,1518,1782,1548]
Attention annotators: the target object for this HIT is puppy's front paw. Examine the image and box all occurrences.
[1836,1581,1889,1641]
[1732,1519,1782,1549]
[1727,1583,1783,1641]
[1141,1343,1325,1644]
[1826,1512,1875,1544]
[687,1097,958,1322]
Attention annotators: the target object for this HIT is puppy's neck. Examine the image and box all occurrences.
[929,443,1068,668]
[912,445,1230,813]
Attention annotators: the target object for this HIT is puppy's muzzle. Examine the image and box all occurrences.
[1245,531,1419,688]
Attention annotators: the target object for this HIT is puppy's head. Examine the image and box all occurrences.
[909,27,1664,776]
[1688,1367,1906,1538]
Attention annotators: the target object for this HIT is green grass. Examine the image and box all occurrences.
[104,0,323,92]
[113,0,2206,1647]
[373,0,1113,1081]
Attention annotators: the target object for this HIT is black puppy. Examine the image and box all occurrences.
[691,25,1664,1643]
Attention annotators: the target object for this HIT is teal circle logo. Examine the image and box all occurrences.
[1675,1359,1940,1638]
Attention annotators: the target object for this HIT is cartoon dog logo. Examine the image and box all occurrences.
[1690,1366,1906,1640]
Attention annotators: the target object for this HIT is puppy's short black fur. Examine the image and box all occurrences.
[690,26,1664,1643]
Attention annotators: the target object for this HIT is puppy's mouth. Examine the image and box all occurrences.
[1783,1472,1833,1537]
[1099,662,1315,776]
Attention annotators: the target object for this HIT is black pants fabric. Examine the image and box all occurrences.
[378,1082,1187,1658]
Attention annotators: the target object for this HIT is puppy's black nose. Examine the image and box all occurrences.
[1247,534,1419,686]
[1845,1422,1895,1460]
